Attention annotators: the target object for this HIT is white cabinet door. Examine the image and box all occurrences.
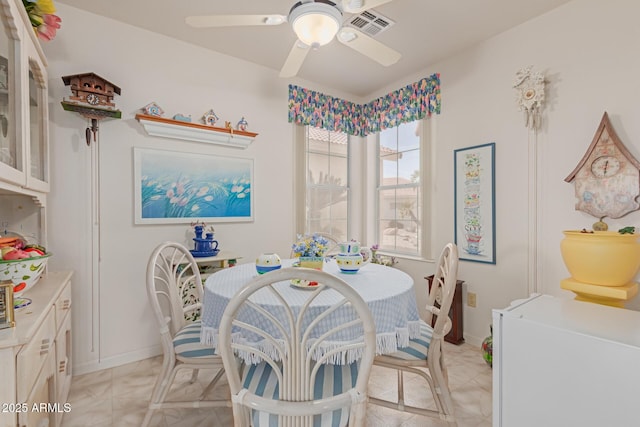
[18,346,56,427]
[55,310,72,412]
[16,308,55,402]
[0,0,49,193]
[24,36,48,192]
[493,294,640,427]
[0,0,24,187]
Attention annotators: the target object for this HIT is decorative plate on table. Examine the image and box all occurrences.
[14,297,31,309]
[290,279,320,290]
[190,249,220,258]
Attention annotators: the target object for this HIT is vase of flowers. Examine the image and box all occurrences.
[22,0,62,42]
[369,244,398,267]
[291,233,329,270]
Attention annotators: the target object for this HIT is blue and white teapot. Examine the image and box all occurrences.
[336,241,371,274]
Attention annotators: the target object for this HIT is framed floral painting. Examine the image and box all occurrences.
[454,143,496,264]
[134,148,253,224]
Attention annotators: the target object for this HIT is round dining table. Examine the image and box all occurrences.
[200,258,422,363]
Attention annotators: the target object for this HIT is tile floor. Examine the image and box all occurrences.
[62,342,492,426]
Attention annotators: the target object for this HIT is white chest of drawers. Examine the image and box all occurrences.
[0,271,73,427]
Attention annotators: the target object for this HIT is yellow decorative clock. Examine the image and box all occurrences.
[565,112,640,219]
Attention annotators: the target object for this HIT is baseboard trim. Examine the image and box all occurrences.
[463,334,483,347]
[72,345,162,376]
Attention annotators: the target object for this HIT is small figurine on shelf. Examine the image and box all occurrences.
[202,109,219,126]
[143,102,164,117]
[173,113,191,123]
[224,121,234,136]
[237,117,248,132]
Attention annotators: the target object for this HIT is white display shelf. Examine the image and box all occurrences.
[135,114,257,149]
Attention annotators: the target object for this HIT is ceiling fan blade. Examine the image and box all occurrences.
[342,0,394,14]
[279,42,310,78]
[185,14,287,28]
[337,28,400,66]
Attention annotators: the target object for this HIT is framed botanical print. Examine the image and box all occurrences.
[454,143,496,264]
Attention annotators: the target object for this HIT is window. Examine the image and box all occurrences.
[294,120,431,258]
[377,120,424,256]
[297,126,349,242]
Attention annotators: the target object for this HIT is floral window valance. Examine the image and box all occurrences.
[287,73,441,137]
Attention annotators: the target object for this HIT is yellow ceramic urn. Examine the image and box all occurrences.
[560,230,640,307]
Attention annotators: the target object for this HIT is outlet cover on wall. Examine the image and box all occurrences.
[468,292,477,307]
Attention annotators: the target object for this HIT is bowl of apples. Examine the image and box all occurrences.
[0,237,50,296]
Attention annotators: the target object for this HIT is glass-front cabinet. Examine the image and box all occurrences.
[0,0,49,249]
[0,0,49,193]
[0,0,20,186]
[26,43,49,191]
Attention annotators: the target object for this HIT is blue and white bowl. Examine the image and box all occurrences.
[256,253,281,274]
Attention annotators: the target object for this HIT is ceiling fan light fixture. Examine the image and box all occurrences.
[289,1,342,47]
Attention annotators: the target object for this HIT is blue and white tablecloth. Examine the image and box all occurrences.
[200,258,421,364]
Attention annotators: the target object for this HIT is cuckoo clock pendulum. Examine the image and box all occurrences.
[60,72,122,145]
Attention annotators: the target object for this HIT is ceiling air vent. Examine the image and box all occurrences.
[345,9,395,38]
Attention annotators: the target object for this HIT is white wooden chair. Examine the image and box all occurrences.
[316,232,340,256]
[142,242,229,427]
[218,267,376,427]
[369,243,459,422]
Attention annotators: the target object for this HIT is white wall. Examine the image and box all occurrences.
[375,0,640,344]
[43,4,360,374]
[43,0,640,372]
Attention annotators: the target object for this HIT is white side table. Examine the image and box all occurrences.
[193,250,242,278]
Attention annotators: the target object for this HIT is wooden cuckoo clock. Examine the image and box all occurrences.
[565,112,640,222]
[60,72,122,145]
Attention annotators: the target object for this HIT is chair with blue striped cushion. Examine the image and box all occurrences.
[370,243,459,423]
[142,242,228,427]
[218,267,376,427]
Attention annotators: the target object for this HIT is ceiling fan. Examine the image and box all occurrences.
[185,0,401,78]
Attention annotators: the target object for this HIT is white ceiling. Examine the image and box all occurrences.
[56,0,571,97]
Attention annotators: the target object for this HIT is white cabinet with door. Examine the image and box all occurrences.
[0,3,72,427]
[0,271,73,427]
[492,294,640,427]
[0,0,49,194]
[0,0,50,249]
